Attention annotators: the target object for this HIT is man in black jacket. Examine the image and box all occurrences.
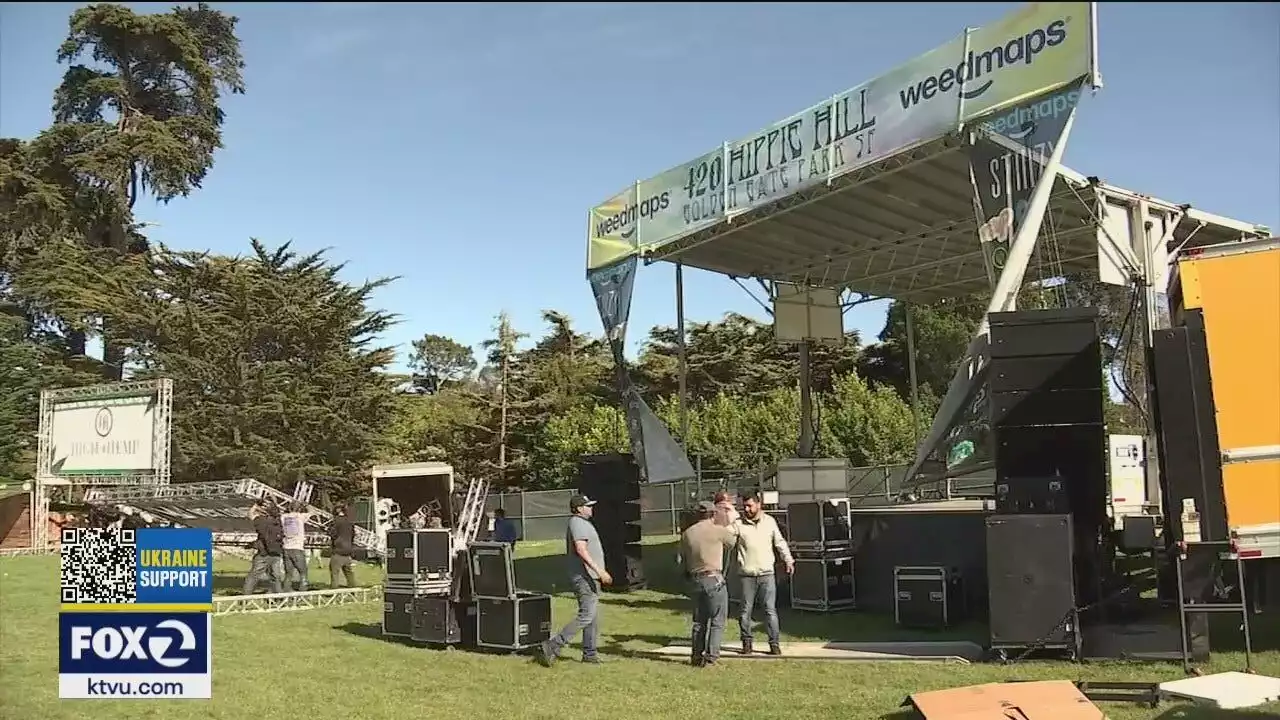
[242,502,285,595]
[329,504,358,588]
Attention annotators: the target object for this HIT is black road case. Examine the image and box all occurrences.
[384,528,452,584]
[383,585,438,638]
[786,499,852,551]
[894,566,956,629]
[790,552,855,612]
[411,596,477,646]
[476,592,552,650]
[468,541,516,599]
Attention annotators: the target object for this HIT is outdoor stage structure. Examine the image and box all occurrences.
[584,1,1270,496]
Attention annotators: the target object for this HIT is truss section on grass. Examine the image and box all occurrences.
[212,586,380,616]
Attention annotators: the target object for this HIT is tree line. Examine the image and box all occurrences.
[0,4,1144,501]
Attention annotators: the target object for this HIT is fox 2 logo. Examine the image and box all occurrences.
[59,612,210,675]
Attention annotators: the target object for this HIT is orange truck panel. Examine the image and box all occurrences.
[1177,242,1280,533]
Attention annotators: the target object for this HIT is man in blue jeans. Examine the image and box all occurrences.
[680,500,740,667]
[733,491,793,655]
[535,494,612,666]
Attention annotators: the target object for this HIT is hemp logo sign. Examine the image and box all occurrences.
[94,408,113,437]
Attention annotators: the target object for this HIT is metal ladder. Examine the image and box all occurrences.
[452,478,491,548]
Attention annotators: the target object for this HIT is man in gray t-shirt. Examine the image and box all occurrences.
[536,494,612,666]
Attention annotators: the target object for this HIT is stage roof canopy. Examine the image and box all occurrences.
[645,135,1270,304]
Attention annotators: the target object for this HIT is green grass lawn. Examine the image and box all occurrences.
[2,537,1277,720]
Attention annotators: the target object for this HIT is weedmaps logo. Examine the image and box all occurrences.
[594,192,671,242]
[899,19,1069,110]
[985,86,1081,142]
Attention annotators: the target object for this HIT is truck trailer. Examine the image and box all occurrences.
[1157,235,1280,608]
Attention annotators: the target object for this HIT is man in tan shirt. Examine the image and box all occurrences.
[733,491,793,655]
[680,500,739,667]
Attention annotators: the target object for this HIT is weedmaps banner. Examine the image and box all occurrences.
[588,258,695,484]
[968,78,1085,286]
[587,2,1098,271]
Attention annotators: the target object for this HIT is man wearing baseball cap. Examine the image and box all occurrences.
[680,500,740,667]
[535,494,612,666]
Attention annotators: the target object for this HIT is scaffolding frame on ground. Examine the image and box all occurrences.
[212,586,380,615]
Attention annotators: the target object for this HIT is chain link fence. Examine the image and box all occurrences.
[483,461,995,542]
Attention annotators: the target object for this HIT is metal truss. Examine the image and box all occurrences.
[83,478,381,555]
[648,135,963,264]
[211,531,333,548]
[0,545,56,558]
[36,379,174,488]
[212,586,380,615]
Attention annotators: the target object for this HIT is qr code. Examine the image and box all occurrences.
[59,527,137,604]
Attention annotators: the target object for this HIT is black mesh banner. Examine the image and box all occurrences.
[588,255,636,365]
[589,256,695,484]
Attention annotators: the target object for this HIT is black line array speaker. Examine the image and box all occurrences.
[988,308,1107,607]
[1150,310,1227,544]
[578,454,646,592]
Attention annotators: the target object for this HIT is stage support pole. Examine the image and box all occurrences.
[797,340,815,458]
[905,108,1078,483]
[905,303,921,444]
[675,262,690,448]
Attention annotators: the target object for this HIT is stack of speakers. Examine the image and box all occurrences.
[985,307,1107,658]
[382,528,455,640]
[578,454,646,592]
[786,498,855,612]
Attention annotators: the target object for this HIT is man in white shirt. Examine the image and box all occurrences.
[732,491,793,655]
[280,501,311,591]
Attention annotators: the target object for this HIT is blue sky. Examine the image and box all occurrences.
[2,2,1277,371]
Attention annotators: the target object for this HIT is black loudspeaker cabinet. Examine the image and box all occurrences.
[602,541,645,591]
[593,519,642,546]
[578,454,642,500]
[411,596,477,646]
[591,500,642,525]
[477,592,552,650]
[988,350,1104,394]
[993,424,1107,531]
[384,528,453,582]
[995,476,1071,515]
[1150,314,1228,543]
[988,308,1102,360]
[790,551,855,611]
[786,499,852,550]
[894,566,962,630]
[985,514,1079,657]
[469,541,516,599]
[990,387,1104,427]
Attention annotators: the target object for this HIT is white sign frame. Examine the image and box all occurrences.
[37,379,173,486]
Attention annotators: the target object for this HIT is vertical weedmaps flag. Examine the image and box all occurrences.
[588,257,695,484]
[969,78,1086,287]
